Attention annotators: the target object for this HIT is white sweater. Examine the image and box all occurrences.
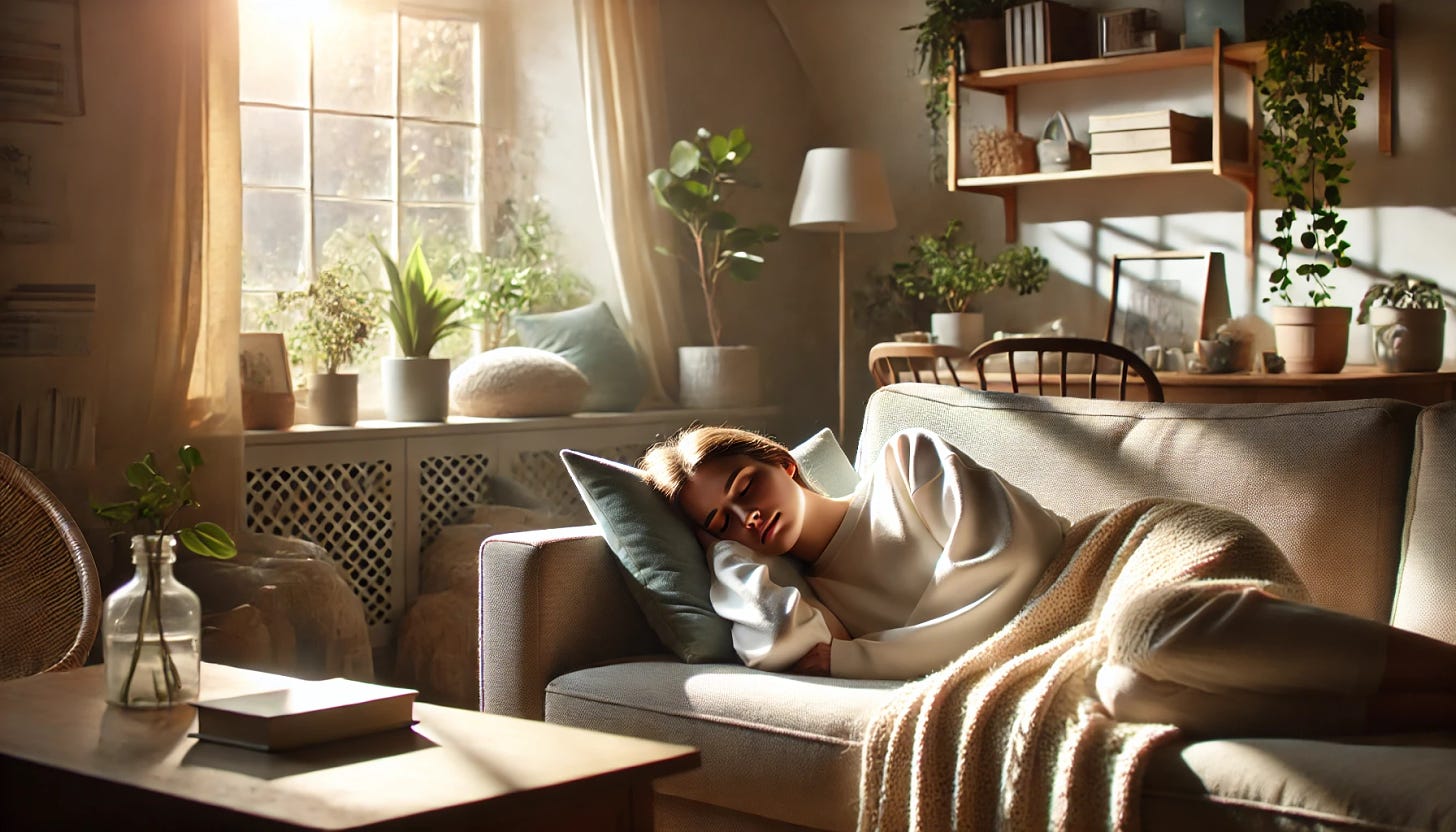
[708,428,1069,680]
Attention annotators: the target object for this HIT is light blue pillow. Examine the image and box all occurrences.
[516,302,647,412]
[559,449,736,663]
[790,428,861,498]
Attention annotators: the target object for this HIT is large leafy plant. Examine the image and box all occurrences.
[904,0,1013,163]
[884,219,1049,314]
[648,127,780,347]
[371,238,467,358]
[1257,0,1367,306]
[92,445,237,706]
[272,263,381,374]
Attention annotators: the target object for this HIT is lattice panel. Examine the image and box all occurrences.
[510,442,651,523]
[244,461,396,628]
[418,453,491,552]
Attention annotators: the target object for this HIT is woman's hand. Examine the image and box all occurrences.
[790,642,832,676]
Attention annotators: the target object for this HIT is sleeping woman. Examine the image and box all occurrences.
[639,425,1456,737]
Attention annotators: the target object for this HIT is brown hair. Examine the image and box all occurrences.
[639,425,809,505]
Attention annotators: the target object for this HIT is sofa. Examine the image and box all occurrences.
[478,383,1456,831]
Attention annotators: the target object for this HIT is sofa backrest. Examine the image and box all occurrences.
[1393,402,1456,644]
[857,384,1421,623]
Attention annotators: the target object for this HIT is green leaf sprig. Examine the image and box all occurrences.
[92,445,238,559]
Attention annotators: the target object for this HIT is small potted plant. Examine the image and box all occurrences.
[1358,275,1447,373]
[372,238,468,422]
[905,0,1014,162]
[1258,0,1368,372]
[273,263,381,426]
[92,445,237,708]
[648,127,780,407]
[883,219,1050,350]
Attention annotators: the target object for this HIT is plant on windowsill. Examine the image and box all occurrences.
[881,219,1049,350]
[272,263,382,427]
[1257,0,1368,373]
[1357,275,1448,373]
[92,445,237,708]
[905,0,1014,171]
[648,126,780,407]
[372,237,468,422]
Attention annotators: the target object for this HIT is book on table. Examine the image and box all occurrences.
[189,677,418,752]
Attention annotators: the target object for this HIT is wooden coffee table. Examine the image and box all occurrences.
[0,663,698,830]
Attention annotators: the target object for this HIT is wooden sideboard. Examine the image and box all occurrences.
[971,364,1456,405]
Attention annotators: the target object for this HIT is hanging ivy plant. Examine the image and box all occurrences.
[904,0,1013,170]
[1257,0,1368,306]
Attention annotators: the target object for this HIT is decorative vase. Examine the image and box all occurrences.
[309,372,359,426]
[1369,307,1446,373]
[1271,306,1351,374]
[957,17,1005,72]
[382,357,452,422]
[930,312,986,352]
[102,535,202,708]
[678,345,761,409]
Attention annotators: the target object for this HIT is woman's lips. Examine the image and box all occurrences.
[760,512,781,545]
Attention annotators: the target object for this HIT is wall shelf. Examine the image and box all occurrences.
[945,3,1395,260]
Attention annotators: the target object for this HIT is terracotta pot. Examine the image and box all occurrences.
[1271,306,1351,374]
[678,345,760,409]
[1368,307,1446,373]
[957,18,1005,72]
[242,391,295,430]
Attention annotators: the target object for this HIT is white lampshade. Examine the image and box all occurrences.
[789,148,896,233]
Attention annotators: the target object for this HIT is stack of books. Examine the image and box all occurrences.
[1004,1,1094,67]
[1088,110,1212,173]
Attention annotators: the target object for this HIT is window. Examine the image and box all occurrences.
[238,0,482,357]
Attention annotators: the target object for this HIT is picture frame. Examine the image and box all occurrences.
[1105,251,1231,360]
[239,332,293,395]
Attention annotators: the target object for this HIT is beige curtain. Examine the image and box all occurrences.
[94,0,242,532]
[575,0,686,406]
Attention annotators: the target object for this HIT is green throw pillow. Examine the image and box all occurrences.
[790,428,861,499]
[559,449,736,663]
[516,302,647,412]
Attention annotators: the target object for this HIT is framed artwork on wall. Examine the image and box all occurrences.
[1105,251,1231,361]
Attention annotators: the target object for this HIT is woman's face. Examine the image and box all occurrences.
[677,453,805,557]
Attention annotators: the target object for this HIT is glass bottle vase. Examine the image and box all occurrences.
[102,534,202,708]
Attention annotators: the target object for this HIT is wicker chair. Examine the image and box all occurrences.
[964,336,1165,402]
[0,452,101,680]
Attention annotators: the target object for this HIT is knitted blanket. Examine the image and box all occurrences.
[858,498,1307,832]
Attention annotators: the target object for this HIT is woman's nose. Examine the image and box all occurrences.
[733,505,763,529]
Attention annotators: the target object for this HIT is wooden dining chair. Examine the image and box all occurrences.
[964,336,1166,402]
[867,342,970,388]
[0,451,101,680]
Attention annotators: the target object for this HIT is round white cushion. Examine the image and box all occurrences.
[449,347,589,417]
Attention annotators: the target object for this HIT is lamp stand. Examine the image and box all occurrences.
[837,225,846,444]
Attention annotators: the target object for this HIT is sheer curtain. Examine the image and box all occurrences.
[575,0,685,406]
[94,0,242,531]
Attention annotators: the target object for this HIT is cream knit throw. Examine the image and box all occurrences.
[858,498,1307,832]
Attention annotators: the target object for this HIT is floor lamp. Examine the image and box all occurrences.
[789,148,896,443]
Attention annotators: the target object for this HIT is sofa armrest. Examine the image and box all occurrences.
[477,525,664,720]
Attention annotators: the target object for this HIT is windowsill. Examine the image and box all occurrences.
[245,404,780,445]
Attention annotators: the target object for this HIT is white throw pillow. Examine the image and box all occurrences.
[449,347,589,417]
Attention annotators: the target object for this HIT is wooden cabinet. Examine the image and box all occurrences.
[945,6,1395,258]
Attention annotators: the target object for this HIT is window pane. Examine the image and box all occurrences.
[240,291,301,347]
[239,1,308,106]
[401,16,478,122]
[315,113,394,199]
[402,205,477,274]
[241,106,307,188]
[401,122,479,203]
[315,198,393,285]
[313,6,395,115]
[243,189,306,291]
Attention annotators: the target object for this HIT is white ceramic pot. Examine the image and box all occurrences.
[930,312,986,352]
[308,373,359,426]
[382,357,452,422]
[678,345,761,409]
[1271,306,1351,374]
[1369,307,1446,373]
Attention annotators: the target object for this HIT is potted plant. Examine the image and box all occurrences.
[648,127,780,407]
[371,238,468,422]
[92,445,237,708]
[273,263,381,426]
[883,219,1050,350]
[905,0,1013,161]
[462,196,590,352]
[1257,0,1368,373]
[1358,275,1447,373]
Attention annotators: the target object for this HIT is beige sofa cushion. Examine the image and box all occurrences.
[858,385,1420,622]
[1394,402,1456,644]
[545,662,899,832]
